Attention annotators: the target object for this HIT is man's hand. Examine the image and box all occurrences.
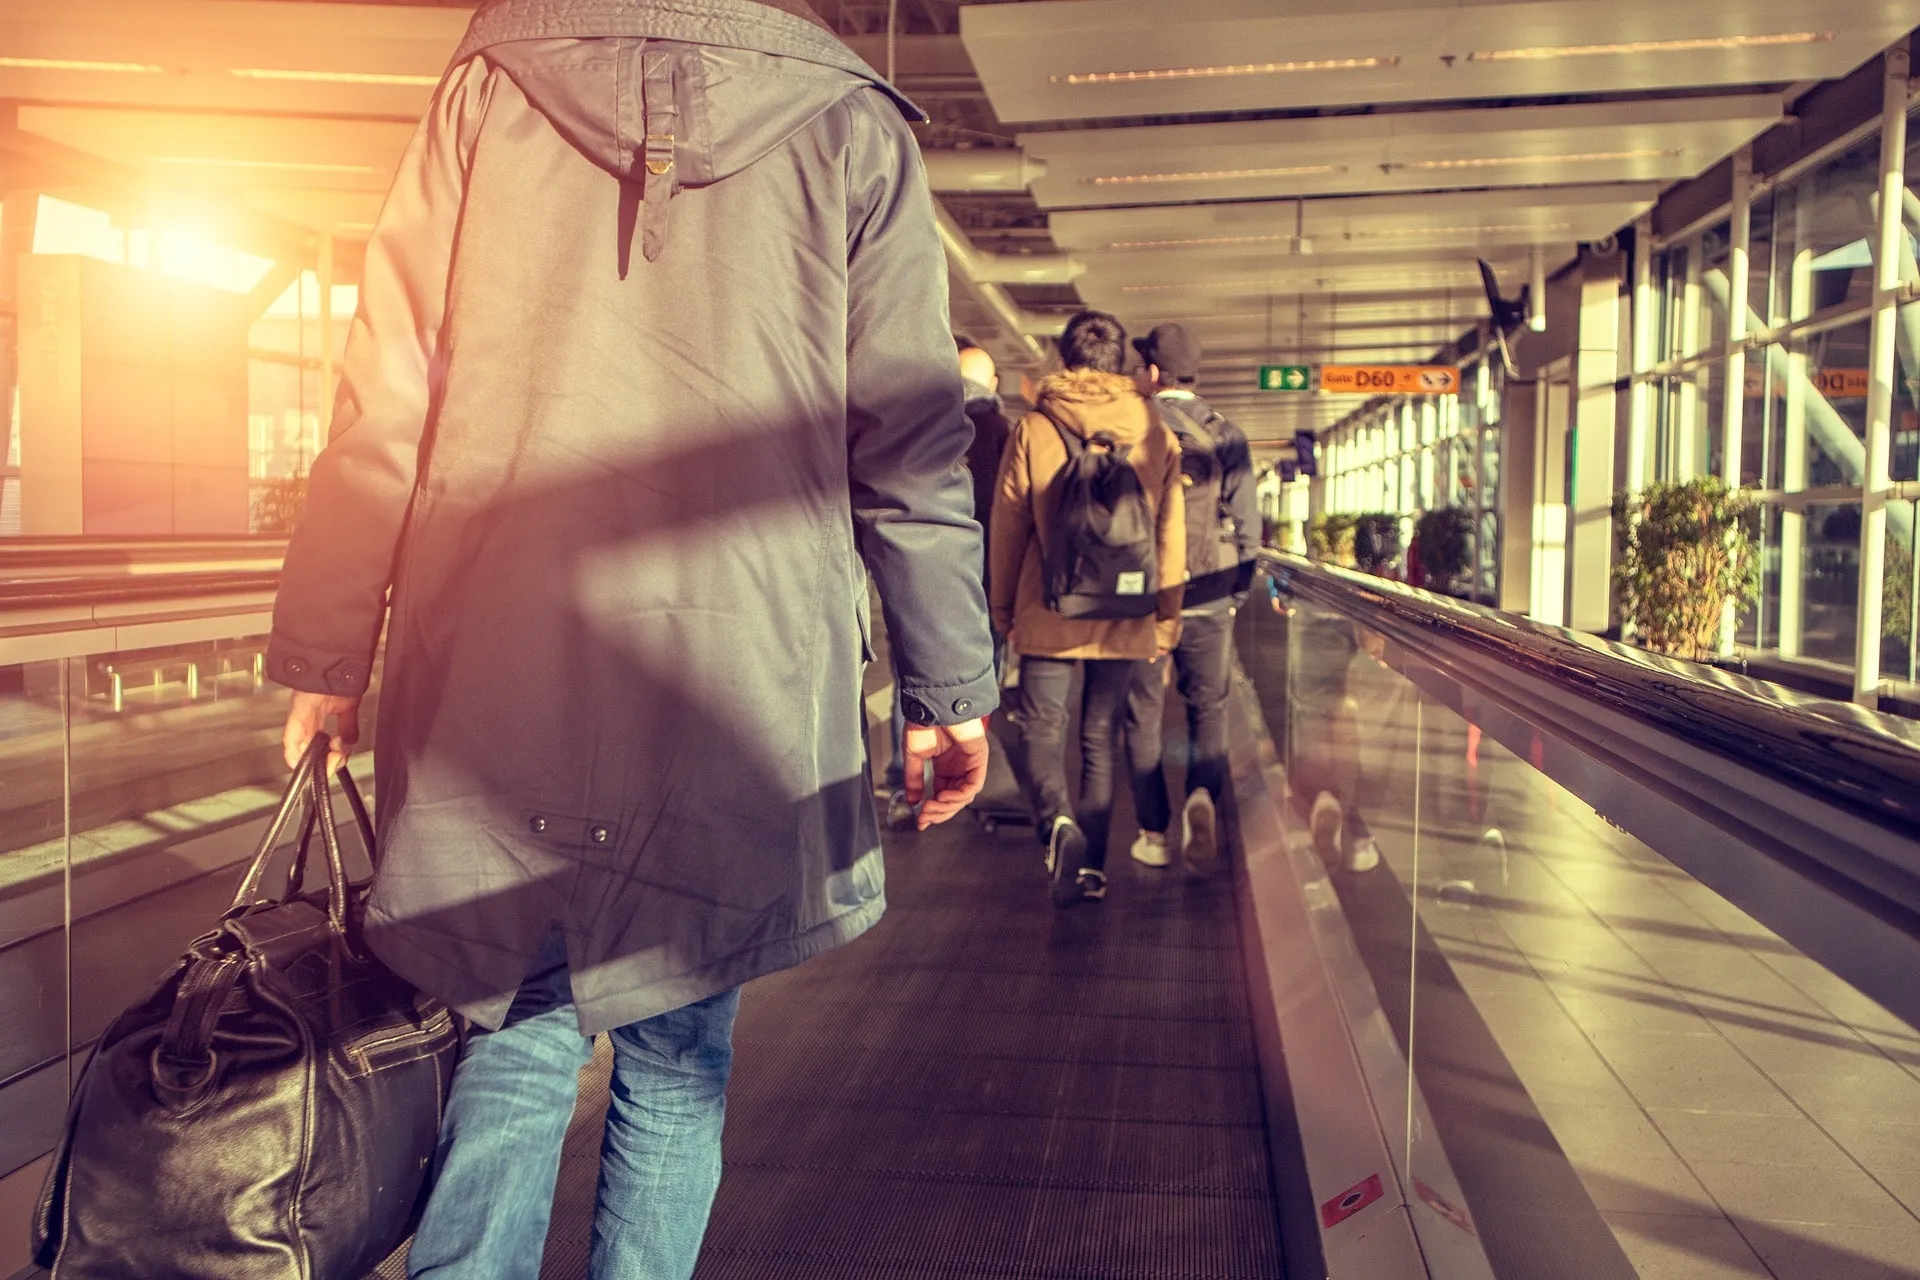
[283,691,363,773]
[901,717,990,831]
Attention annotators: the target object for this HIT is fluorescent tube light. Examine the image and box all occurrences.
[1107,222,1575,250]
[1468,31,1833,62]
[230,68,441,86]
[1055,56,1398,86]
[0,56,163,73]
[1086,164,1346,187]
[1397,148,1677,171]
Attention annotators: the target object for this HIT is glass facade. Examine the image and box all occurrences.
[9,195,351,535]
[1316,354,1503,602]
[1630,102,1920,695]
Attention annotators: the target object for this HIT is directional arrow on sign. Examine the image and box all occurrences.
[1284,368,1307,389]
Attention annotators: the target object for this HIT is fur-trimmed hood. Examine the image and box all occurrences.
[1033,368,1153,448]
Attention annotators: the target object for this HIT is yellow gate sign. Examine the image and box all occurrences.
[1814,368,1870,399]
[1319,364,1461,395]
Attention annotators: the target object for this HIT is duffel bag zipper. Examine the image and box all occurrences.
[342,1006,455,1075]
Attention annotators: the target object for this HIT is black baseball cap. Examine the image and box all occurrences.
[1133,323,1201,382]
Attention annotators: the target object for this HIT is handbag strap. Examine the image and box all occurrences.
[226,735,355,940]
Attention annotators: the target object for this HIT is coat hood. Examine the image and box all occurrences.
[457,0,920,263]
[1035,369,1154,449]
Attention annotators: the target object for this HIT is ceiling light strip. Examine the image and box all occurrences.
[230,68,441,86]
[1055,56,1398,86]
[0,56,164,74]
[1468,30,1833,62]
[1398,148,1678,171]
[1106,222,1576,250]
[1086,164,1347,187]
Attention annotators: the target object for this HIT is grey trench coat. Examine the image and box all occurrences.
[267,0,998,1034]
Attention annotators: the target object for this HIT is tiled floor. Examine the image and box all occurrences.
[1345,656,1920,1279]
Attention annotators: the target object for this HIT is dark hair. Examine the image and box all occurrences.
[1057,310,1127,375]
[953,333,979,353]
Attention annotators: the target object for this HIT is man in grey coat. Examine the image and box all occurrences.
[268,0,996,1274]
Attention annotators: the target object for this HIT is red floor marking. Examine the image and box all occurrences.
[1321,1173,1384,1228]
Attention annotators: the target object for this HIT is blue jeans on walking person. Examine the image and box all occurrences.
[407,930,741,1280]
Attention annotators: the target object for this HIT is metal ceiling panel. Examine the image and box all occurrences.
[965,0,1920,124]
[1019,97,1782,207]
[1049,185,1657,256]
[0,0,466,116]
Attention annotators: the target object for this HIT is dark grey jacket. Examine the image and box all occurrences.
[266,0,997,1034]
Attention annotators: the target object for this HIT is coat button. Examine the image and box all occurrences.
[952,698,972,716]
[286,658,308,676]
[589,826,610,844]
[529,816,548,834]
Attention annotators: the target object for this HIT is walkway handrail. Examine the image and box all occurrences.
[1263,551,1920,840]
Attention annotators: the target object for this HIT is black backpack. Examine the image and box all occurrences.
[1157,396,1241,584]
[1041,417,1159,619]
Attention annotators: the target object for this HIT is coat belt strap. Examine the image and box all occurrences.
[640,45,679,263]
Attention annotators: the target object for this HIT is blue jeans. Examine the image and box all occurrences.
[407,932,741,1279]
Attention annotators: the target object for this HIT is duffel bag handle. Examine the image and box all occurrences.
[227,735,371,945]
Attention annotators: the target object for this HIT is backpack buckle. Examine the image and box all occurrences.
[644,134,675,177]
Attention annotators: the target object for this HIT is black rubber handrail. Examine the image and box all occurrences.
[1262,551,1920,842]
[0,536,287,569]
[0,570,281,610]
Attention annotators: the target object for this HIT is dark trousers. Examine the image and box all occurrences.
[1124,608,1234,836]
[1009,656,1138,871]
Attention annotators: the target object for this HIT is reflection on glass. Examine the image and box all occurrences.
[0,660,73,1178]
[1246,583,1920,1277]
[1800,503,1863,666]
[0,634,381,1184]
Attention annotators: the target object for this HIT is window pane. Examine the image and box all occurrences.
[1803,502,1863,666]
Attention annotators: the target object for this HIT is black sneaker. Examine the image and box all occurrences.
[1076,868,1108,901]
[1048,817,1088,909]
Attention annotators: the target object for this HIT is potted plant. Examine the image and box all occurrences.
[1610,478,1761,662]
[1353,513,1405,575]
[1413,506,1474,596]
[1308,514,1358,566]
[251,472,309,535]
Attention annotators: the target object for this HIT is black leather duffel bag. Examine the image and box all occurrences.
[33,736,460,1279]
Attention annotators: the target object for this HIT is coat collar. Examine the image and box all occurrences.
[452,0,924,121]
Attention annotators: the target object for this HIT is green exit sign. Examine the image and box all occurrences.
[1260,365,1311,392]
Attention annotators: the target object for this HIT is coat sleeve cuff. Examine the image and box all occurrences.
[898,664,1001,728]
[266,632,375,698]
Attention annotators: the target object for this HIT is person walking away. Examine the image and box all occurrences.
[1288,611,1383,873]
[883,337,1012,825]
[1121,324,1260,876]
[267,1,997,1275]
[990,310,1184,908]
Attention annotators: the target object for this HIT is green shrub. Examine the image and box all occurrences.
[1611,478,1760,661]
[1308,513,1358,566]
[1352,514,1404,574]
[1413,507,1474,594]
[252,472,308,535]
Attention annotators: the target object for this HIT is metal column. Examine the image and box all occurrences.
[317,234,336,443]
[1854,46,1909,705]
[1722,147,1753,486]
[1627,216,1655,494]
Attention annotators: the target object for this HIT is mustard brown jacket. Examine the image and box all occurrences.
[988,369,1185,661]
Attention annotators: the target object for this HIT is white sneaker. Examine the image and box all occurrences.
[1130,831,1172,867]
[1346,837,1381,873]
[1181,791,1218,876]
[1309,791,1344,866]
[885,789,915,830]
